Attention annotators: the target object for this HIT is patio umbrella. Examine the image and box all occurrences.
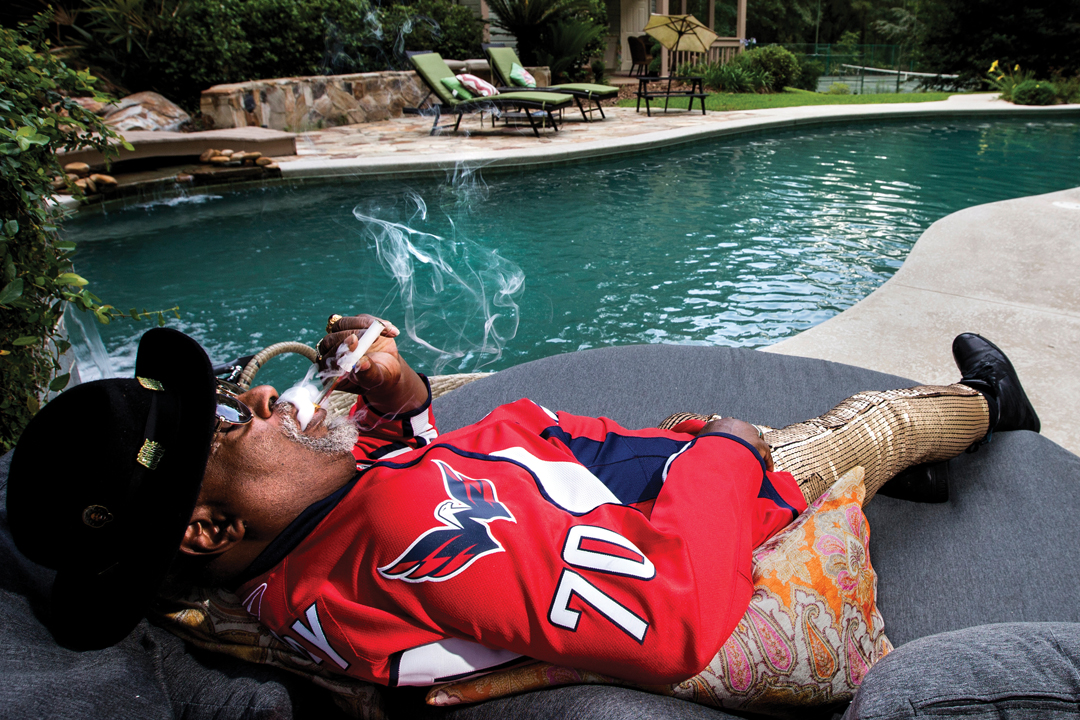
[643,13,719,54]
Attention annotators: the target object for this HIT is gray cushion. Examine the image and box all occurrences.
[844,623,1080,719]
[5,343,1077,719]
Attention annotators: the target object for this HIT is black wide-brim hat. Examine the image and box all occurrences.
[7,328,216,649]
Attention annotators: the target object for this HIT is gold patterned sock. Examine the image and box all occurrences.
[766,384,989,506]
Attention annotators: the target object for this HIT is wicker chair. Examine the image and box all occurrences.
[628,35,654,77]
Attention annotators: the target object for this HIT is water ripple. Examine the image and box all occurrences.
[65,118,1080,386]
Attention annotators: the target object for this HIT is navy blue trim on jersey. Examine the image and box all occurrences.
[360,375,432,434]
[366,443,641,517]
[369,441,414,459]
[540,425,687,504]
[233,472,362,588]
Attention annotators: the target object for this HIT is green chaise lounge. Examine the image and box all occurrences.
[484,43,619,121]
[407,51,574,138]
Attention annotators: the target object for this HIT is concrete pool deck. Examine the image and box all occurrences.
[75,92,1080,452]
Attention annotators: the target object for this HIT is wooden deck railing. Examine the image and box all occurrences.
[668,38,743,73]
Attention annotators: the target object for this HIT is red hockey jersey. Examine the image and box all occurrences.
[236,393,806,686]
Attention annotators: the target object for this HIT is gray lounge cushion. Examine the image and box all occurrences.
[3,343,1078,719]
[844,622,1080,720]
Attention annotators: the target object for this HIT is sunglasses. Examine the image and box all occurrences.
[215,379,253,434]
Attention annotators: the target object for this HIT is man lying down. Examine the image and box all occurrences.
[7,315,1040,687]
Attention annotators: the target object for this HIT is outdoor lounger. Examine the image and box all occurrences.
[407,51,574,137]
[484,43,619,121]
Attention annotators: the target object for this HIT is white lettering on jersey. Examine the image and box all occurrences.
[395,637,524,686]
[241,583,268,619]
[549,569,650,642]
[548,526,653,643]
[290,602,350,670]
[563,525,655,579]
[490,446,619,513]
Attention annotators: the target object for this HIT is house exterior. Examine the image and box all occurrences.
[460,0,746,74]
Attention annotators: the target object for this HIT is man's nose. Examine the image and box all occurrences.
[241,385,278,419]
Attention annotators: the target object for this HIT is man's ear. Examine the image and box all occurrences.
[180,505,245,557]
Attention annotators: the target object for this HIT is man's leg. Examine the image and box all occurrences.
[661,335,1039,506]
[766,384,988,504]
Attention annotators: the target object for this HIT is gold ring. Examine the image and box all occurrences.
[326,314,343,334]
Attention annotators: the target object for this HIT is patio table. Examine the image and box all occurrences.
[635,76,707,116]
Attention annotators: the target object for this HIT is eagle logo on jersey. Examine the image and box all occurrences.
[379,459,516,583]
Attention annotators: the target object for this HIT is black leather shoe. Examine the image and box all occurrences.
[878,461,950,503]
[952,333,1040,433]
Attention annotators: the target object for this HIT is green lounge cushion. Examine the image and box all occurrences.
[412,50,572,112]
[486,46,519,86]
[493,91,573,109]
[546,83,618,99]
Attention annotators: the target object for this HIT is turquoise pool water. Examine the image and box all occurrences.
[66,117,1080,388]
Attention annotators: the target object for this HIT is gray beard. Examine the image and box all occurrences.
[278,405,359,455]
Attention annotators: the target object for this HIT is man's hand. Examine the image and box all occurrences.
[699,417,774,471]
[318,314,427,415]
[318,314,402,395]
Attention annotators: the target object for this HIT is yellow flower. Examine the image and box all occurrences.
[989,60,999,73]
[1014,64,1020,72]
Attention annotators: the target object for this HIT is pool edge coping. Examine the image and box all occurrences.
[276,98,1080,181]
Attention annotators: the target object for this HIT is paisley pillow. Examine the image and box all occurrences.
[426,466,892,717]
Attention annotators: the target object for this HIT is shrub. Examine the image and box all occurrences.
[793,54,824,91]
[0,15,132,451]
[985,60,1035,102]
[735,45,799,92]
[591,59,606,84]
[400,0,485,61]
[826,82,851,95]
[1052,72,1080,104]
[486,0,595,66]
[78,0,484,111]
[535,19,606,82]
[1012,79,1057,105]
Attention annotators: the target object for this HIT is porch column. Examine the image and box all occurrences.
[480,0,491,43]
[736,0,746,48]
[658,0,669,75]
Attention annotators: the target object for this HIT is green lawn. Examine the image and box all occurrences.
[617,89,957,112]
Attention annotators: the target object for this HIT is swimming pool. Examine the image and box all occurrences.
[65,117,1080,388]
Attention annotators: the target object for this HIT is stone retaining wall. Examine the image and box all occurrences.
[200,63,551,132]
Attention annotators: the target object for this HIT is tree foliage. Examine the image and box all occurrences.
[31,0,485,111]
[486,0,603,68]
[918,0,1080,85]
[0,14,130,451]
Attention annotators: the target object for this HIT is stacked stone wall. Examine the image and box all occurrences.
[200,64,551,132]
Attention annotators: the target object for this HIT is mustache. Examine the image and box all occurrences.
[277,402,360,455]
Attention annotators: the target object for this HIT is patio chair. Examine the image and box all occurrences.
[406,51,573,138]
[628,35,654,77]
[483,44,619,122]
